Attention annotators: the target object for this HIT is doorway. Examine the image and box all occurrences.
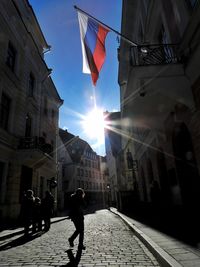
[172,122,200,206]
[19,165,33,201]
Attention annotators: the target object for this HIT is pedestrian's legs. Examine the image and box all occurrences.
[24,219,30,235]
[32,220,36,233]
[69,219,84,246]
[44,217,47,230]
[38,219,42,231]
[47,217,50,229]
[69,220,79,243]
[44,216,50,231]
[77,219,84,246]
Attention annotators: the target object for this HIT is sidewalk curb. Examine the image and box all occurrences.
[110,208,183,267]
[0,217,68,241]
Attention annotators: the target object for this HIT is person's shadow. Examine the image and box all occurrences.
[0,231,44,251]
[61,247,83,266]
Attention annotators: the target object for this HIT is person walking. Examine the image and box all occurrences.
[68,188,86,250]
[41,191,54,231]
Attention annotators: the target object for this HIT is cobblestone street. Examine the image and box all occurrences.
[0,210,160,266]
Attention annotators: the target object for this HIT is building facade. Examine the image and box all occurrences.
[104,111,122,208]
[0,0,63,223]
[118,0,200,210]
[58,129,106,211]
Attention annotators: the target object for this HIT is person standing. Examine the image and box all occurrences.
[41,191,54,231]
[68,188,86,250]
[32,197,42,232]
[21,189,35,236]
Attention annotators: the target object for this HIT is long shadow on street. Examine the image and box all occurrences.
[0,231,45,251]
[123,203,200,247]
[60,247,83,267]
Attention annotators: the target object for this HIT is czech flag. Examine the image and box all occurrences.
[77,11,110,86]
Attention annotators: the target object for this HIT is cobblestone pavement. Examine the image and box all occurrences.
[0,210,160,266]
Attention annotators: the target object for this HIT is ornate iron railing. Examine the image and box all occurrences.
[130,44,181,66]
[18,136,53,156]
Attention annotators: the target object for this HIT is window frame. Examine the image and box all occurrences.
[0,92,11,131]
[28,72,35,97]
[6,42,16,72]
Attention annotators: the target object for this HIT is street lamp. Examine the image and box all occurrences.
[107,184,111,208]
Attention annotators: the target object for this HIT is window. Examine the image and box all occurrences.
[158,25,168,44]
[42,132,47,141]
[139,24,144,43]
[0,93,11,130]
[28,73,35,97]
[158,25,172,63]
[186,0,199,9]
[143,0,150,14]
[25,114,32,137]
[62,166,65,177]
[6,42,16,72]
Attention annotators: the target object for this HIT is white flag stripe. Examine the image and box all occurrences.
[78,11,91,74]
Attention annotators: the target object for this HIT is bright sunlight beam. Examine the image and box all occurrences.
[81,108,107,145]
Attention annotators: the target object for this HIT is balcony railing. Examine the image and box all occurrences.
[130,44,181,66]
[18,136,53,156]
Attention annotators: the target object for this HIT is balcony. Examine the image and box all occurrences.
[130,44,181,67]
[18,136,53,156]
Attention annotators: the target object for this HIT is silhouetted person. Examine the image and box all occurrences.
[32,197,42,232]
[21,189,35,236]
[42,191,54,231]
[68,188,86,250]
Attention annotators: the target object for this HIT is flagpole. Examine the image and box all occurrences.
[92,85,97,109]
[74,5,138,47]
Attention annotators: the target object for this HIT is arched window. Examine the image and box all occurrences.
[28,73,35,97]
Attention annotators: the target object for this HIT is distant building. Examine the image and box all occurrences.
[0,0,63,223]
[118,0,200,210]
[58,129,106,211]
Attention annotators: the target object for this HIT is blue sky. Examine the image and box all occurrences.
[29,0,122,155]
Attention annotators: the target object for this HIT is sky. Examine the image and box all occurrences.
[29,0,122,156]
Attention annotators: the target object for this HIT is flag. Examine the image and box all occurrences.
[77,11,110,86]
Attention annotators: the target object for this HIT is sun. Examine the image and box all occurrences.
[81,108,106,145]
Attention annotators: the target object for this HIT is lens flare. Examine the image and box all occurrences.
[81,108,106,145]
